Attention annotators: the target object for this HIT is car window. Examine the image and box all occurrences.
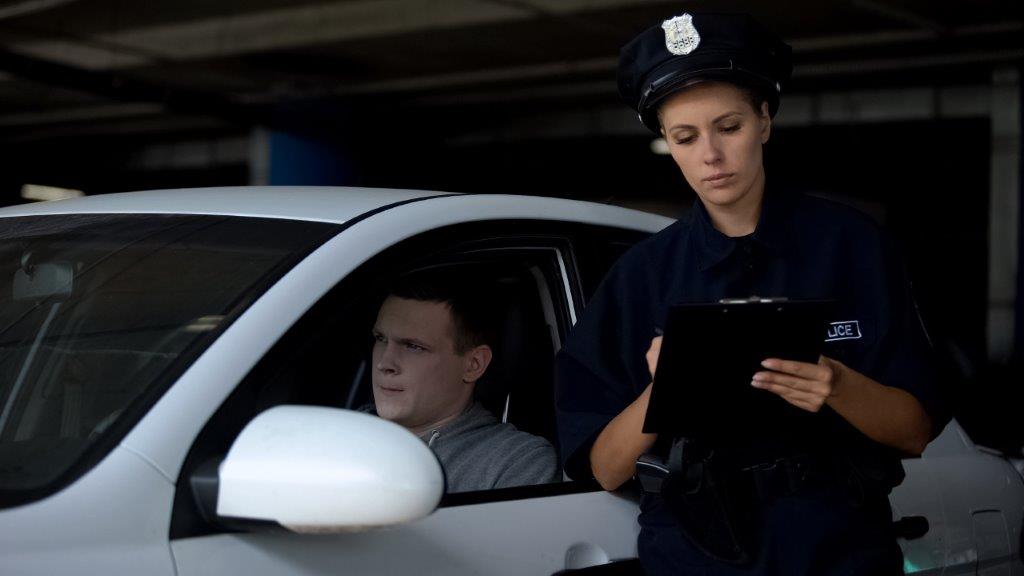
[270,256,567,493]
[0,214,339,507]
[172,221,598,538]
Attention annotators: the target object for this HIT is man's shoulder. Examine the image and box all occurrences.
[471,420,559,486]
[461,413,555,456]
[441,405,559,490]
[448,407,554,467]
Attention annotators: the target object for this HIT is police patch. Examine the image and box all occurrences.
[825,320,862,342]
[662,14,700,56]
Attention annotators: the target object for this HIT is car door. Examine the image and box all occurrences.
[168,218,658,576]
[892,420,1024,575]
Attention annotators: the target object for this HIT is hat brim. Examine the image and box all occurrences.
[638,58,781,133]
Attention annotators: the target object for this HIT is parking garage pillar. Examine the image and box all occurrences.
[249,127,355,186]
[988,68,1021,361]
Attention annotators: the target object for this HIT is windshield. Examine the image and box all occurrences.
[0,214,338,504]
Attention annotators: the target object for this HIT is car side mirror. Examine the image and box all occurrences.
[212,405,444,533]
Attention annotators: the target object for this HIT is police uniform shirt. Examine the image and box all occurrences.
[554,186,950,567]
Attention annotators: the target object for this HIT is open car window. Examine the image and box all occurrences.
[172,221,607,538]
[0,214,339,507]
[254,254,568,494]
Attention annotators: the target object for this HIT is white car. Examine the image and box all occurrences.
[0,187,1020,575]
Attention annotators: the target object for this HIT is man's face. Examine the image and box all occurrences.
[371,296,477,433]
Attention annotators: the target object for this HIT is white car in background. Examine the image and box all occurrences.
[0,187,1020,575]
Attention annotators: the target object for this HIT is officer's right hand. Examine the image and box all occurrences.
[645,336,663,379]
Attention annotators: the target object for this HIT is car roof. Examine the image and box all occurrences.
[0,186,446,224]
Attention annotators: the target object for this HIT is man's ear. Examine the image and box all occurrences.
[463,344,493,384]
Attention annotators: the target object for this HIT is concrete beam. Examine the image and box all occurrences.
[5,0,1020,79]
[6,0,667,69]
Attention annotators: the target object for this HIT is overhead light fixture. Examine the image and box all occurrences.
[20,184,85,202]
[650,138,671,155]
[184,315,225,333]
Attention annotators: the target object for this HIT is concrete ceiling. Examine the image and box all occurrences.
[0,0,1020,143]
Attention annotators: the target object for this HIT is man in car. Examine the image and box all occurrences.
[367,268,559,493]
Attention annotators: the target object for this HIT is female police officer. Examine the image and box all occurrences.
[554,12,949,575]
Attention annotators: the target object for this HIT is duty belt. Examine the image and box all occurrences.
[636,450,835,501]
[741,454,833,501]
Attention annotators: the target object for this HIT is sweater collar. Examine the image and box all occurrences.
[417,401,496,444]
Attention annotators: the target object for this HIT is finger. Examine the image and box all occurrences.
[752,371,829,395]
[761,358,829,380]
[751,381,825,412]
[750,380,823,404]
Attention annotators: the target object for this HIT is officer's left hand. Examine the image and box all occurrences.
[751,356,841,413]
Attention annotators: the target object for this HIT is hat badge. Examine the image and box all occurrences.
[662,13,700,56]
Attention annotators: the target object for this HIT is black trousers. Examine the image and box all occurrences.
[637,485,904,576]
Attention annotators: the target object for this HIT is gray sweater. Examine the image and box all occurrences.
[361,402,559,493]
[419,402,559,493]
[354,399,552,494]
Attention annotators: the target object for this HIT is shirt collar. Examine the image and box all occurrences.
[689,184,796,271]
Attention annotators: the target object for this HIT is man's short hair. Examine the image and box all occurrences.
[387,266,498,354]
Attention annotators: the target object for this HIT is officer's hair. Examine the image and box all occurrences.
[733,80,769,116]
[656,77,769,127]
[386,267,498,354]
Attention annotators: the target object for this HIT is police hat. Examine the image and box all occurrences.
[618,13,793,133]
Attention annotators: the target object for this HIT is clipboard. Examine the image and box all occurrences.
[642,298,832,441]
